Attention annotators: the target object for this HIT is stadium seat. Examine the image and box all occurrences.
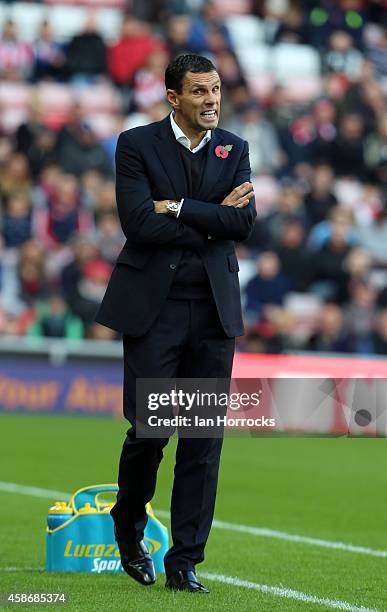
[0,108,29,134]
[281,75,323,103]
[212,0,252,17]
[46,0,125,7]
[76,83,121,113]
[235,43,271,76]
[5,3,46,42]
[49,5,92,41]
[49,5,121,42]
[0,82,31,108]
[87,113,117,138]
[251,175,280,215]
[36,82,74,128]
[0,82,31,133]
[225,15,265,48]
[246,73,274,103]
[333,179,364,207]
[284,292,322,336]
[272,43,321,81]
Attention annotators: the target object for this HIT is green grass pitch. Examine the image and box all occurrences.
[0,412,386,611]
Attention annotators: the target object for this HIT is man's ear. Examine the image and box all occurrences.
[166,89,179,109]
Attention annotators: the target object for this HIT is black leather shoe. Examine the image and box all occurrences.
[116,537,156,586]
[165,570,209,593]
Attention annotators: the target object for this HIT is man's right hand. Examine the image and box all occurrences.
[221,182,254,208]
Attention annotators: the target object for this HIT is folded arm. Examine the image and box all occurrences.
[178,141,257,242]
[115,131,207,249]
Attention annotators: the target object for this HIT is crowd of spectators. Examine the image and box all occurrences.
[0,0,386,355]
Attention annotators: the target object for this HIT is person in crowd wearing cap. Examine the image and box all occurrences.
[96,53,256,593]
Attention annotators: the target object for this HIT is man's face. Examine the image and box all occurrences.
[168,70,221,132]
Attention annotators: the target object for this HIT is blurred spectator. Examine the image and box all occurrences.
[32,20,66,82]
[312,98,337,160]
[305,302,351,353]
[344,279,377,353]
[27,292,83,339]
[0,19,32,81]
[331,113,367,178]
[94,210,124,263]
[56,108,113,178]
[61,234,99,300]
[306,1,365,50]
[133,48,169,110]
[34,174,93,249]
[259,183,307,247]
[273,1,308,44]
[68,259,112,327]
[308,210,353,301]
[304,162,337,226]
[216,50,246,96]
[364,112,387,183]
[16,105,58,179]
[341,65,385,132]
[93,180,117,215]
[278,113,319,173]
[366,26,387,80]
[372,309,387,355]
[2,192,32,248]
[16,101,45,156]
[165,15,195,56]
[0,153,31,201]
[108,15,163,87]
[17,239,47,306]
[32,163,63,209]
[0,307,34,336]
[79,170,106,210]
[344,247,373,283]
[244,251,293,324]
[225,99,282,175]
[307,206,356,251]
[355,207,387,265]
[65,14,107,82]
[272,219,311,290]
[324,31,363,80]
[350,184,383,226]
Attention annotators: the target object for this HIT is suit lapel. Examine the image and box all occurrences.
[196,130,225,201]
[154,116,187,200]
[153,117,227,202]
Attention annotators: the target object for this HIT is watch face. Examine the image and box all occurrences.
[168,202,179,211]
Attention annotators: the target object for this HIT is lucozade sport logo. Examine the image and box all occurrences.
[92,558,124,573]
[63,537,161,561]
[64,541,120,558]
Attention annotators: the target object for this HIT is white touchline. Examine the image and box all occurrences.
[1,481,386,560]
[0,482,70,500]
[200,573,378,612]
[0,567,378,612]
[156,510,387,559]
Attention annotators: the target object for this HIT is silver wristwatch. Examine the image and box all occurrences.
[166,200,180,217]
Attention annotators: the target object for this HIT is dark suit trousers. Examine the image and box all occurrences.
[110,297,235,575]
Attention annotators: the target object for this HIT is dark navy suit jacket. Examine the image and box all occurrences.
[95,114,257,337]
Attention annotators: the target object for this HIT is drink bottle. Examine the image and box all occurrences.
[78,502,98,514]
[47,502,73,530]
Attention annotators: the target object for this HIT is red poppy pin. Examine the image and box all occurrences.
[215,144,233,159]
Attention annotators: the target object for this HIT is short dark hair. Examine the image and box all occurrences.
[165,54,217,94]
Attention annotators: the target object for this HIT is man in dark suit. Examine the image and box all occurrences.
[96,54,256,593]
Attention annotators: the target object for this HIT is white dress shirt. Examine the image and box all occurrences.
[170,112,212,153]
[168,112,212,218]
